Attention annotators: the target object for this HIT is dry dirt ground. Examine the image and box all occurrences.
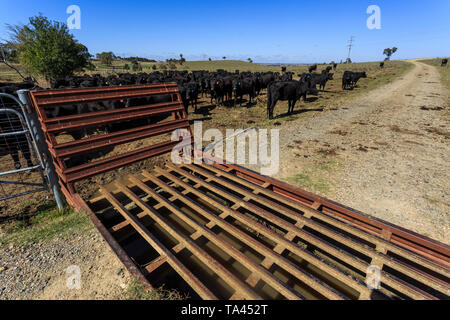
[261,61,449,244]
[0,60,448,300]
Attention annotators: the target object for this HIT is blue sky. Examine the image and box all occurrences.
[0,0,449,63]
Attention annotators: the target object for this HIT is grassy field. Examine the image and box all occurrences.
[185,60,413,135]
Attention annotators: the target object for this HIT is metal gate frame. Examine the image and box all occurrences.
[0,93,48,201]
[27,83,191,205]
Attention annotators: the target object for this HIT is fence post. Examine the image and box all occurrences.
[17,89,65,210]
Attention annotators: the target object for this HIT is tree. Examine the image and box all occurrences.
[151,64,157,70]
[7,15,90,81]
[96,52,114,66]
[222,56,226,60]
[247,58,253,63]
[179,53,186,65]
[208,57,212,61]
[123,63,130,70]
[383,47,398,60]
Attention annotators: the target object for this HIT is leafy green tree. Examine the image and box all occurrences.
[208,57,212,61]
[123,63,130,70]
[247,58,253,63]
[151,64,157,70]
[383,47,398,60]
[7,15,90,81]
[222,56,226,60]
[96,51,114,66]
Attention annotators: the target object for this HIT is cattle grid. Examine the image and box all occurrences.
[27,84,450,300]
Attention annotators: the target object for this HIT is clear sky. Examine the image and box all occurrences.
[0,0,449,63]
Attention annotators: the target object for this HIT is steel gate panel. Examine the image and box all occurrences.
[0,93,47,202]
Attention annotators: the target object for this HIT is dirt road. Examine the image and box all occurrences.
[272,61,449,244]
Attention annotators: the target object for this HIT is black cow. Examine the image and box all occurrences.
[342,71,367,90]
[311,72,334,91]
[267,81,318,119]
[185,81,199,113]
[232,78,256,107]
[308,64,318,73]
[333,63,338,70]
[442,59,448,67]
[380,62,385,69]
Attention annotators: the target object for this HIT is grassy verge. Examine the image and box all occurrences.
[287,156,342,196]
[123,279,188,300]
[417,58,450,104]
[0,206,92,246]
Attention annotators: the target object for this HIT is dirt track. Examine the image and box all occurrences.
[272,61,449,244]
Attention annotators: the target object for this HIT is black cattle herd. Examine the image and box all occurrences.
[0,58,447,169]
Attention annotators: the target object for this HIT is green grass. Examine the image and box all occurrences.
[123,279,188,300]
[0,206,92,246]
[287,156,342,196]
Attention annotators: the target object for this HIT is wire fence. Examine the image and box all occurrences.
[0,93,47,204]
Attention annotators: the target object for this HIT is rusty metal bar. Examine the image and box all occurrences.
[162,164,381,299]
[167,163,447,299]
[101,185,262,300]
[43,102,183,134]
[56,139,191,184]
[139,170,347,300]
[213,159,450,265]
[118,178,302,300]
[99,186,217,300]
[30,83,180,108]
[51,119,189,158]
[179,163,448,296]
[150,167,427,299]
[198,163,450,275]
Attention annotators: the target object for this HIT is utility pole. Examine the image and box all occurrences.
[347,36,355,63]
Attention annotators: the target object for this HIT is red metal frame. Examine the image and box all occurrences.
[29,83,191,197]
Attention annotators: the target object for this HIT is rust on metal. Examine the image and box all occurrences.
[28,83,191,194]
[84,161,450,300]
[28,84,450,300]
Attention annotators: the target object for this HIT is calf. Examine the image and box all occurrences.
[442,59,448,67]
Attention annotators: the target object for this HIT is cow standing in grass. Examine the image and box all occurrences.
[267,81,318,119]
[442,59,448,67]
[342,71,367,90]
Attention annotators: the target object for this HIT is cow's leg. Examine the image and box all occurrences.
[10,148,21,169]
